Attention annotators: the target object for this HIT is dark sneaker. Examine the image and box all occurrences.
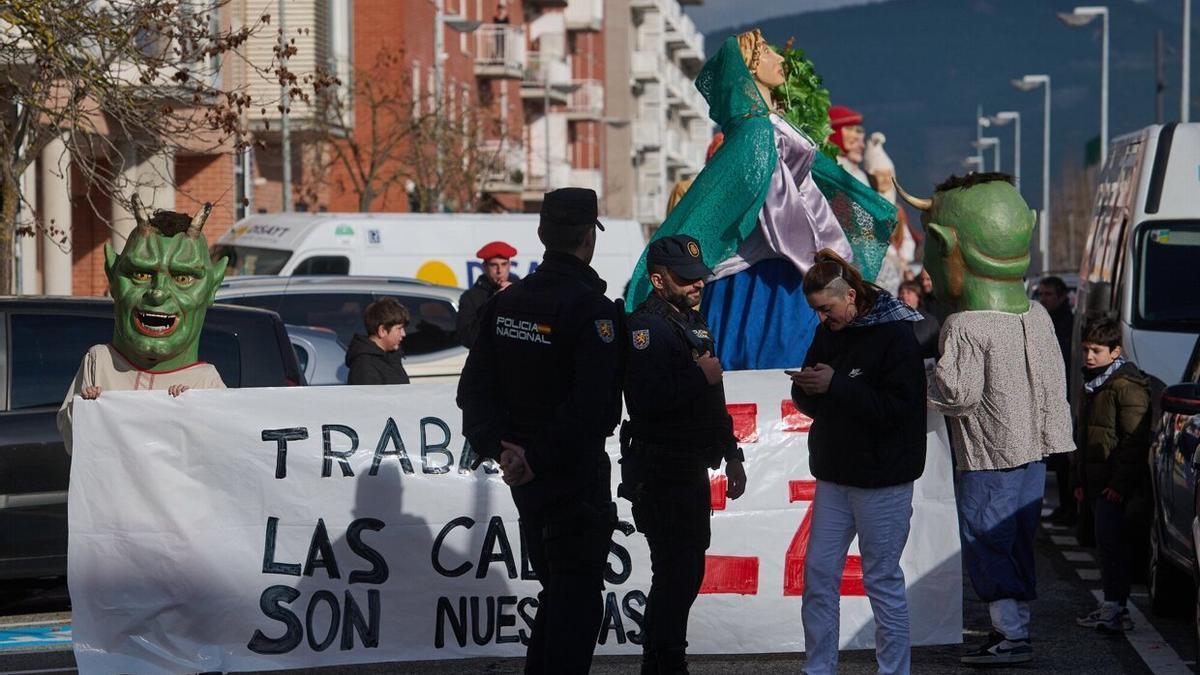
[1077,604,1133,631]
[960,631,1033,666]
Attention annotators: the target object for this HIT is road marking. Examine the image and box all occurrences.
[0,624,71,653]
[1051,535,1079,546]
[0,621,66,630]
[1063,550,1095,562]
[1077,568,1101,581]
[1091,589,1192,674]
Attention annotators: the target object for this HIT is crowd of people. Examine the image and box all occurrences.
[53,23,1152,675]
[451,27,1118,675]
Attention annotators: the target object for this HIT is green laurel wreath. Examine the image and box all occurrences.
[775,37,840,159]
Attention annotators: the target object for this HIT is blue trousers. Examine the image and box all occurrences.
[956,461,1045,604]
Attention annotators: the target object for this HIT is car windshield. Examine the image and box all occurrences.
[213,245,292,276]
[1137,222,1200,329]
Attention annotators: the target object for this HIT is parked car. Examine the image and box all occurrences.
[0,297,305,580]
[1147,333,1200,618]
[215,276,468,381]
[286,324,348,386]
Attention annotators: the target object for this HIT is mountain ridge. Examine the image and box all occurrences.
[703,0,1198,219]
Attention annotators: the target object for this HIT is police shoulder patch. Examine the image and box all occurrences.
[595,319,614,343]
[632,329,650,350]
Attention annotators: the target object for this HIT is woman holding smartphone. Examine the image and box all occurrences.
[790,248,928,675]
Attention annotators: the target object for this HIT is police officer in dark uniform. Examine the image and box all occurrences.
[621,235,747,675]
[457,187,623,675]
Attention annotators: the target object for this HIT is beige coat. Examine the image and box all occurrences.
[57,344,225,455]
[928,302,1075,471]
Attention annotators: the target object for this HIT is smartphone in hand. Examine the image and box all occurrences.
[784,369,803,377]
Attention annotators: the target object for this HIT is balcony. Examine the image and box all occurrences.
[633,120,662,150]
[521,51,574,105]
[480,140,527,193]
[665,129,687,168]
[475,25,526,79]
[631,50,661,82]
[636,193,664,224]
[564,79,604,120]
[568,169,603,198]
[523,160,572,201]
[565,0,603,32]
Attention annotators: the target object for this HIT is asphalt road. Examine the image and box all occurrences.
[0,484,1194,674]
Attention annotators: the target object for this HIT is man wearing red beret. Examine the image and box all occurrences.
[828,104,869,186]
[457,241,517,348]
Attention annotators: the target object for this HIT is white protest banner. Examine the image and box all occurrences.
[69,372,961,674]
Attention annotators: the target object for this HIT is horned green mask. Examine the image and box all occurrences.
[897,176,1036,314]
[104,195,228,371]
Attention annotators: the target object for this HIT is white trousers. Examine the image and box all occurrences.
[802,480,915,675]
[989,598,1031,640]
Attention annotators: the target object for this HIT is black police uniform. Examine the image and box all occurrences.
[457,189,622,675]
[621,236,742,675]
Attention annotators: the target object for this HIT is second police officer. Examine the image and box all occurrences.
[621,234,748,675]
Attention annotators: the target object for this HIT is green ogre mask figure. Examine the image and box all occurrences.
[104,194,228,371]
[896,173,1035,314]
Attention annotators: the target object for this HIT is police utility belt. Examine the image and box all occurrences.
[618,420,738,500]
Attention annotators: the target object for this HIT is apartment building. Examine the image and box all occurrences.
[13,4,249,296]
[12,0,712,296]
[241,0,708,223]
[604,0,709,234]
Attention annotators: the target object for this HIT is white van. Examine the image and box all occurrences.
[211,212,646,299]
[1073,122,1200,391]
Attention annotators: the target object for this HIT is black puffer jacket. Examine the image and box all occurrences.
[345,334,410,385]
[1071,361,1152,500]
[792,314,927,488]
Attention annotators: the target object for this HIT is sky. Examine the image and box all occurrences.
[682,0,892,34]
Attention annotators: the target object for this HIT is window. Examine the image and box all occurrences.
[225,293,374,346]
[220,291,460,356]
[198,330,242,387]
[291,341,311,375]
[292,256,350,275]
[1136,222,1200,329]
[212,245,292,276]
[380,294,458,356]
[10,315,113,410]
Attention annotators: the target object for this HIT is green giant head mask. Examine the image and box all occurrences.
[896,174,1035,314]
[104,195,228,371]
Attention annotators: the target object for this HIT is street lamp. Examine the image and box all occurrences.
[1185,0,1192,122]
[975,104,985,167]
[988,111,1021,191]
[1012,74,1051,274]
[542,74,581,191]
[598,117,631,215]
[1058,6,1109,161]
[434,0,481,212]
[974,137,1001,172]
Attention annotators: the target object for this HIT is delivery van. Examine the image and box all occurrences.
[1073,122,1200,394]
[211,212,646,299]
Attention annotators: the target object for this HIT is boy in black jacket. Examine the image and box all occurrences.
[346,297,410,385]
[1072,317,1151,633]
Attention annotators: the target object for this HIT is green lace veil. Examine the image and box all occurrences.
[622,36,899,311]
[624,36,777,311]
